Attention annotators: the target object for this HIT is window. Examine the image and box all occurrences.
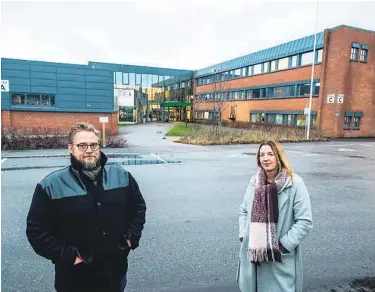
[263,62,269,73]
[298,83,311,96]
[251,113,265,123]
[234,91,241,100]
[11,94,25,105]
[344,116,352,129]
[353,116,361,128]
[291,55,298,68]
[135,74,142,85]
[267,114,276,124]
[360,49,368,62]
[275,114,283,125]
[11,93,55,107]
[248,66,252,76]
[289,85,296,97]
[122,73,129,84]
[270,60,277,72]
[235,69,242,78]
[301,51,314,66]
[287,114,294,125]
[351,47,359,61]
[246,89,253,99]
[317,49,323,63]
[241,91,246,99]
[314,82,320,95]
[278,57,289,70]
[275,86,288,98]
[268,88,275,98]
[115,72,122,85]
[296,114,306,127]
[253,64,262,75]
[253,88,265,98]
[129,73,136,86]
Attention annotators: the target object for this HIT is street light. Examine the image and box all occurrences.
[306,0,319,140]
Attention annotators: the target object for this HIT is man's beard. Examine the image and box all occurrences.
[81,156,101,170]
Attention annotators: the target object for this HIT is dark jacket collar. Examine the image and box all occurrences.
[70,151,108,171]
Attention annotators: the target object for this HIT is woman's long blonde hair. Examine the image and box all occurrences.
[256,140,294,180]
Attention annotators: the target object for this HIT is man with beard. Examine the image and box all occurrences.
[26,122,146,292]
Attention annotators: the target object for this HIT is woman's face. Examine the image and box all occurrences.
[259,145,278,172]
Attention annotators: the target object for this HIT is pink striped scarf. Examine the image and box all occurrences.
[248,168,290,263]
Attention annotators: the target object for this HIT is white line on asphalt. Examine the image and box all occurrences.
[286,150,318,156]
[150,153,168,164]
[360,144,374,147]
[1,158,7,164]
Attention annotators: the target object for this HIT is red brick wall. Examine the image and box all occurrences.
[319,27,375,137]
[1,111,119,135]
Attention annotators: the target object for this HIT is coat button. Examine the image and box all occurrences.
[102,230,106,236]
[97,202,102,206]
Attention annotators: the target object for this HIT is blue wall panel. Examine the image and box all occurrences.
[86,89,112,96]
[86,76,112,83]
[30,71,57,80]
[10,85,32,92]
[57,101,87,108]
[1,62,30,71]
[86,82,112,90]
[57,94,86,102]
[8,77,31,86]
[31,65,57,73]
[30,86,57,94]
[58,74,85,82]
[57,67,86,75]
[86,95,107,102]
[58,87,85,95]
[57,81,85,89]
[1,92,10,109]
[2,69,30,79]
[31,79,57,87]
[86,102,112,110]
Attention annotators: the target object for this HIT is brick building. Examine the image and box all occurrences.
[1,25,374,138]
[194,25,375,138]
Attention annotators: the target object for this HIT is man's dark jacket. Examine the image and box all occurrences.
[26,153,146,292]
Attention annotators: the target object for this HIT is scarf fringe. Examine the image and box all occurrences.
[248,248,282,263]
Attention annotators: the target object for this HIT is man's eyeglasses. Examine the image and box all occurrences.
[73,143,100,152]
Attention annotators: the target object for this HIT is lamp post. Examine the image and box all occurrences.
[306,0,319,140]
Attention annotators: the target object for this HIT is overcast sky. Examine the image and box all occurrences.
[1,1,375,70]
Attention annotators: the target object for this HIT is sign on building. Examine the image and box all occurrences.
[1,80,9,92]
[337,94,344,103]
[327,94,335,103]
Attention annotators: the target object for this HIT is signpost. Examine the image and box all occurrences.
[99,117,109,147]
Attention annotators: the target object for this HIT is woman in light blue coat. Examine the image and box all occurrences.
[237,140,313,292]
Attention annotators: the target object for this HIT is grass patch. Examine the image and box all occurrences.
[176,124,326,145]
[165,123,202,137]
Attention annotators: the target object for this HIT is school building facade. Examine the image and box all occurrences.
[1,24,374,137]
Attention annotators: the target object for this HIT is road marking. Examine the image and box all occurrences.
[286,150,318,156]
[1,158,7,164]
[360,144,374,147]
[338,148,355,152]
[150,153,167,164]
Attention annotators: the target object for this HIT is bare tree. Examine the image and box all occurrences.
[211,70,227,134]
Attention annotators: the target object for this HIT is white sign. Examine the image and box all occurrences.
[99,117,109,123]
[337,94,344,103]
[304,108,310,115]
[1,80,9,92]
[327,94,335,103]
[336,110,340,117]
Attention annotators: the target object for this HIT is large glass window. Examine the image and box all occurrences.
[253,88,265,98]
[317,49,323,63]
[301,51,314,65]
[248,66,253,76]
[275,114,283,125]
[287,114,294,125]
[115,72,122,85]
[296,114,306,127]
[270,60,277,72]
[41,94,55,106]
[314,82,320,95]
[351,47,359,61]
[267,114,276,124]
[278,57,289,70]
[129,73,136,86]
[11,94,25,105]
[289,85,296,97]
[298,83,311,96]
[263,62,269,73]
[253,64,262,75]
[353,116,361,128]
[360,49,368,62]
[344,116,352,129]
[268,88,275,98]
[122,73,129,84]
[242,67,247,76]
[291,55,298,67]
[26,94,41,106]
[246,89,253,99]
[136,74,142,85]
[275,86,288,98]
[11,93,56,107]
[234,69,241,78]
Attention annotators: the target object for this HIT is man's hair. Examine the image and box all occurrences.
[68,122,101,143]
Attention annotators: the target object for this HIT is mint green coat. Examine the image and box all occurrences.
[237,174,313,292]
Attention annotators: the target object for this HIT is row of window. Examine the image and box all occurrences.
[250,112,317,128]
[114,72,178,87]
[197,49,323,86]
[344,113,362,129]
[350,43,369,62]
[11,93,56,107]
[197,81,320,101]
